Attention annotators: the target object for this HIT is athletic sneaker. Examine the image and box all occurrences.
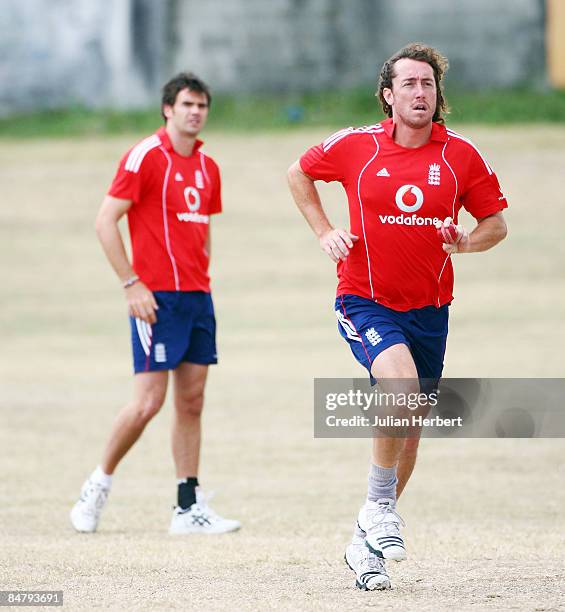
[70,478,109,533]
[169,490,240,535]
[344,534,391,591]
[358,498,406,562]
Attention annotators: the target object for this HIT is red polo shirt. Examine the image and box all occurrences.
[300,118,507,310]
[109,127,222,292]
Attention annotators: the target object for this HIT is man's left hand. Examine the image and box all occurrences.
[436,217,470,254]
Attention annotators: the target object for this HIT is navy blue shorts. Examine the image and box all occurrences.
[130,291,217,373]
[335,294,449,386]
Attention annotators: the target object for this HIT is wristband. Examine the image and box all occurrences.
[122,275,140,289]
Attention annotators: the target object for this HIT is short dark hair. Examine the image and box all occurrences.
[377,43,449,124]
[161,72,212,121]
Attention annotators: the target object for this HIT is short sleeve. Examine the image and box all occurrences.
[108,151,143,202]
[461,148,508,219]
[299,128,351,183]
[207,158,222,215]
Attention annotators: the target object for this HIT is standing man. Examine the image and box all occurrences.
[288,44,507,590]
[70,73,240,535]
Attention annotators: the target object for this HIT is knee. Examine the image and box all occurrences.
[176,391,204,419]
[131,392,165,426]
[403,437,421,456]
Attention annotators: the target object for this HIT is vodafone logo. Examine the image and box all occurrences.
[184,186,201,212]
[177,185,208,224]
[395,185,424,213]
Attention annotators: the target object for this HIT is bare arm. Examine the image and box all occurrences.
[444,211,508,254]
[460,211,507,253]
[287,160,358,262]
[95,195,158,324]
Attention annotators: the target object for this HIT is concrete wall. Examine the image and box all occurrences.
[0,0,547,115]
[380,0,546,89]
[170,0,386,92]
[0,0,170,115]
[173,0,546,92]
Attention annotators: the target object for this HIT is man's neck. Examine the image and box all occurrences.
[166,125,197,156]
[392,121,432,149]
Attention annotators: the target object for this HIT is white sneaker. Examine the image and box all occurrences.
[344,534,391,591]
[70,478,109,533]
[358,498,406,562]
[169,490,240,535]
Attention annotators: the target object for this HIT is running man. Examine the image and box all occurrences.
[70,72,240,535]
[287,44,507,589]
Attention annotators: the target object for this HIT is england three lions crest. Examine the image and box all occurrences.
[428,163,441,186]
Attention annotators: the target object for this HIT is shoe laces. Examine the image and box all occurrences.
[359,548,386,573]
[195,490,220,520]
[80,481,108,513]
[370,503,406,531]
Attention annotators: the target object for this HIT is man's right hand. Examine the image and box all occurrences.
[319,228,359,263]
[125,281,159,324]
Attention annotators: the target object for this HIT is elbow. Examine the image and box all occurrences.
[95,208,113,239]
[94,210,105,238]
[498,218,508,242]
[287,160,302,184]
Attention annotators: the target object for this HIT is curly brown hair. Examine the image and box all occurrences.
[377,43,449,124]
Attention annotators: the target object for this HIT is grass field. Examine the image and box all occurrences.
[1,126,565,610]
[2,88,565,138]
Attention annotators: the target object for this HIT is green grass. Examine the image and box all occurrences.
[1,87,564,138]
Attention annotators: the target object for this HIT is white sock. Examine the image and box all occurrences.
[367,463,397,502]
[91,465,113,488]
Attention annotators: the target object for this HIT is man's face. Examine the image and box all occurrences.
[163,88,209,137]
[383,58,437,129]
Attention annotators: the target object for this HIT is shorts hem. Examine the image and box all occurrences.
[133,363,173,374]
[133,358,217,373]
[183,357,218,366]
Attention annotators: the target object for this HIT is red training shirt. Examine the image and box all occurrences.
[300,118,508,311]
[108,127,222,292]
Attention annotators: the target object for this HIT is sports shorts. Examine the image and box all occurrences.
[130,291,217,373]
[335,294,449,388]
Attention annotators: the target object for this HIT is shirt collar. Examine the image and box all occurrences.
[380,117,448,143]
[156,126,204,155]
